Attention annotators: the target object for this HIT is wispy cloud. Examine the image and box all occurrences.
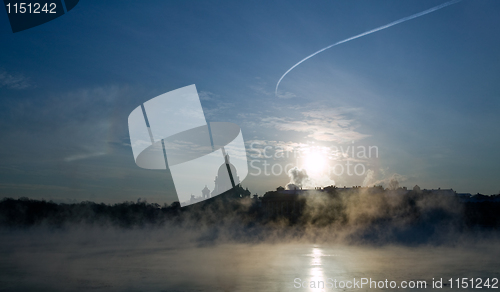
[198,90,236,121]
[198,91,216,101]
[0,85,127,174]
[261,107,369,143]
[0,70,31,89]
[64,152,107,162]
[276,91,296,99]
[249,84,296,99]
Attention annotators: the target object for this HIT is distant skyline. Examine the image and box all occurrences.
[1,0,499,203]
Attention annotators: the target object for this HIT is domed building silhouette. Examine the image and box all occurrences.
[197,153,250,201]
[211,153,240,197]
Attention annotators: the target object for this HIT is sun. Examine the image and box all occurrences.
[302,150,328,177]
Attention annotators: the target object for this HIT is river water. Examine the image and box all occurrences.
[0,229,499,291]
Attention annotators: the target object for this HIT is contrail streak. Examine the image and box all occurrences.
[275,0,462,96]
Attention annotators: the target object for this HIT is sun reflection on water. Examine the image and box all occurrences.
[304,246,346,292]
[308,247,325,291]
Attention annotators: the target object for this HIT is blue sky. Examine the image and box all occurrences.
[0,0,499,203]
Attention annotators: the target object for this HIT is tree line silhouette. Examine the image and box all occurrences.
[0,187,499,233]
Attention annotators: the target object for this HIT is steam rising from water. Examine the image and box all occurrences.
[285,167,310,190]
[0,190,499,291]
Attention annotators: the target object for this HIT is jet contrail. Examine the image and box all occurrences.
[275,0,462,96]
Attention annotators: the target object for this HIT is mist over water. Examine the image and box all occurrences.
[1,229,499,291]
[0,189,499,291]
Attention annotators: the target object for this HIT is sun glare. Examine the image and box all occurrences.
[302,149,327,176]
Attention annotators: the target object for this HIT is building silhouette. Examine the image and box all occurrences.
[202,185,210,199]
[187,154,245,205]
[211,154,240,197]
